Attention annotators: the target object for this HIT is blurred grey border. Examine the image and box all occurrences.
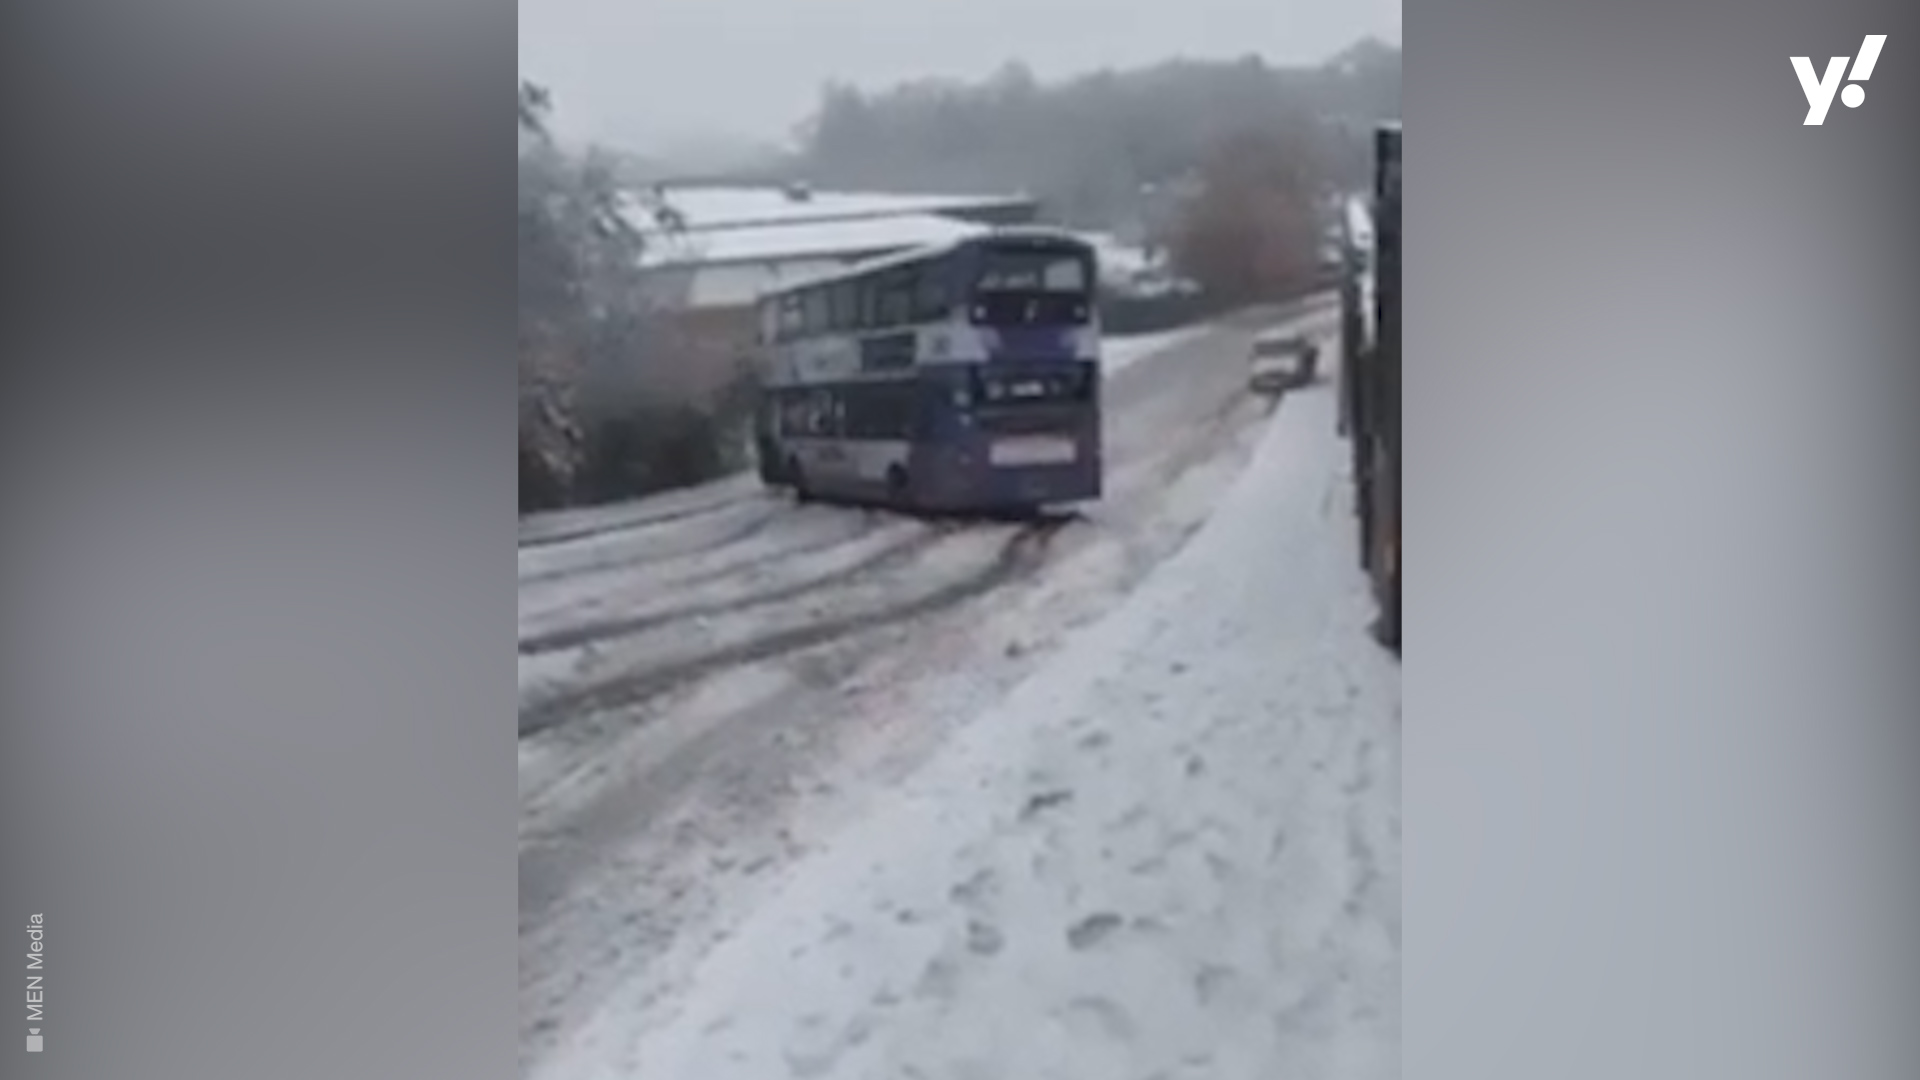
[0,1,515,1078]
[0,0,1915,1078]
[1410,1,1920,1079]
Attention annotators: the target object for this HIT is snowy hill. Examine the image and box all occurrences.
[532,376,1401,1079]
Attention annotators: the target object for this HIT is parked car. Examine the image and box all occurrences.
[1249,328,1319,390]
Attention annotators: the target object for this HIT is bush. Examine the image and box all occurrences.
[573,405,728,503]
[518,80,758,513]
[570,360,761,505]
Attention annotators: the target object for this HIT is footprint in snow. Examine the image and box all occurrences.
[782,1012,873,1079]
[1204,852,1236,885]
[1066,912,1125,951]
[1129,915,1173,938]
[914,954,963,1003]
[1193,962,1259,1013]
[965,918,1005,956]
[949,867,997,908]
[1021,788,1074,821]
[1130,853,1169,878]
[1031,841,1069,886]
[1055,995,1136,1042]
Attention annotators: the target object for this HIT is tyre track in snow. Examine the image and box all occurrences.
[518,365,1255,738]
[518,481,758,551]
[519,497,788,586]
[519,508,896,634]
[519,518,950,656]
[518,514,1080,737]
[526,505,878,593]
[518,495,740,551]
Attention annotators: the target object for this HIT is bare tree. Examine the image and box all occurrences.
[518,81,659,511]
[520,80,766,511]
[1168,126,1326,306]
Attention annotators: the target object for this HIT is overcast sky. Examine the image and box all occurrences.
[519,0,1401,151]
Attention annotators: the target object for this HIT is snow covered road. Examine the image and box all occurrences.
[530,345,1399,1080]
[1099,324,1218,376]
[517,295,1373,1077]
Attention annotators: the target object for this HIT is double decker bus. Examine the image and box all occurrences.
[752,227,1103,515]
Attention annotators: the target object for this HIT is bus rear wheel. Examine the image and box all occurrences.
[885,465,917,511]
[788,457,812,503]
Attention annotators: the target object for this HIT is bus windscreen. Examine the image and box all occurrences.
[975,248,1090,293]
[969,243,1093,326]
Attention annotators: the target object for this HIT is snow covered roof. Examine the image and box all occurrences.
[640,212,991,271]
[770,224,1095,295]
[1078,230,1155,283]
[622,185,1034,239]
[621,183,1038,275]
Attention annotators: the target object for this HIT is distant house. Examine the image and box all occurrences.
[1078,230,1201,300]
[626,183,1042,360]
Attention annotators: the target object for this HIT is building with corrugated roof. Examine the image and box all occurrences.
[629,183,1039,306]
